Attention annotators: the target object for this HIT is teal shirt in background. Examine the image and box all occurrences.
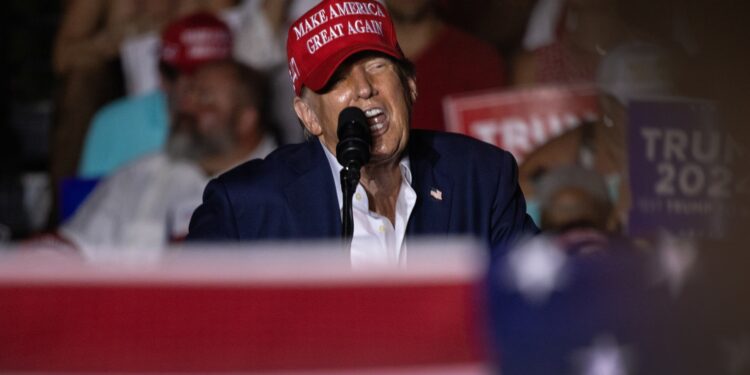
[78,90,168,178]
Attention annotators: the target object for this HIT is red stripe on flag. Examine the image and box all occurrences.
[0,282,485,372]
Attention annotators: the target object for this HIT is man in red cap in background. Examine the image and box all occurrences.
[77,12,233,179]
[188,0,537,265]
[56,14,281,257]
[60,58,279,257]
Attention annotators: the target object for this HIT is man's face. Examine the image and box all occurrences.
[163,73,193,122]
[542,187,610,232]
[297,55,417,167]
[168,64,239,161]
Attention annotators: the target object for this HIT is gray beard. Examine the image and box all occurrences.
[166,131,235,162]
[167,113,236,162]
[165,131,200,161]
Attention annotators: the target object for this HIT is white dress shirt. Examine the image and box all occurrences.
[61,136,278,258]
[322,141,417,268]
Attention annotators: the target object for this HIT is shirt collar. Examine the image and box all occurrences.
[320,139,412,210]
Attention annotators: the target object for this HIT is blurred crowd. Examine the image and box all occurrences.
[1,0,748,251]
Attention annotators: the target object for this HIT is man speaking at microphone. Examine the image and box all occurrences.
[187,0,537,265]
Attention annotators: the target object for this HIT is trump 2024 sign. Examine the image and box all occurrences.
[627,98,748,238]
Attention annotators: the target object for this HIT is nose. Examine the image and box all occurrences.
[349,66,376,100]
[177,87,197,115]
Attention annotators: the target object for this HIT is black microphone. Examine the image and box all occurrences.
[336,107,372,170]
[336,107,371,243]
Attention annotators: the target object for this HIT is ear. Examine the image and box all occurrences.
[407,76,418,104]
[293,96,322,136]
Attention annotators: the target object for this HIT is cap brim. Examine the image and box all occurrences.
[304,44,404,93]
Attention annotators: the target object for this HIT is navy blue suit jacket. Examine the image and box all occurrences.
[188,130,537,251]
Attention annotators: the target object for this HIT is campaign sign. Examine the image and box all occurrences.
[443,84,599,162]
[627,98,747,238]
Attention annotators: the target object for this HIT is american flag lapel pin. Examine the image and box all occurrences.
[430,188,443,201]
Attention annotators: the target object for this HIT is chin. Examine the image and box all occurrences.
[369,149,401,165]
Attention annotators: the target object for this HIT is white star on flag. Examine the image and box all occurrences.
[505,235,567,304]
[573,335,634,375]
[653,231,697,297]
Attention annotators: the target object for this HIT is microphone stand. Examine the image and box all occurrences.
[336,106,371,255]
[340,164,360,249]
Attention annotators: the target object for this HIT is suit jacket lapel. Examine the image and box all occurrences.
[283,141,341,238]
[278,135,453,239]
[407,134,453,236]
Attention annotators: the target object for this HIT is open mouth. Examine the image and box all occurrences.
[364,107,387,133]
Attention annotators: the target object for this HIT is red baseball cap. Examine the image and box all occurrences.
[160,12,233,74]
[286,0,405,96]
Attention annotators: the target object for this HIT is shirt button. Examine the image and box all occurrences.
[378,225,385,233]
[355,193,362,201]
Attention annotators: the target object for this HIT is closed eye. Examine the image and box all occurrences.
[366,58,390,72]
